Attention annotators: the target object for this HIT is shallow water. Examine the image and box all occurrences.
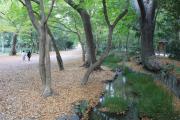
[89,76,139,120]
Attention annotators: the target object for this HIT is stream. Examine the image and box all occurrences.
[89,75,139,120]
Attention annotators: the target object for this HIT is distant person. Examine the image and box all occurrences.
[27,51,31,61]
[21,50,26,61]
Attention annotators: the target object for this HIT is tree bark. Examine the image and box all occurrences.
[77,32,86,63]
[47,27,64,70]
[10,33,18,55]
[140,19,155,64]
[43,31,52,97]
[125,30,130,57]
[137,0,157,66]
[79,10,96,66]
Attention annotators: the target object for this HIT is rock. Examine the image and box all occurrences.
[144,56,162,72]
[114,68,122,79]
[69,114,79,120]
[101,66,112,71]
[56,115,68,120]
[56,114,80,120]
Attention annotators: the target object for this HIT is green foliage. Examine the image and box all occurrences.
[102,53,122,70]
[65,41,74,49]
[126,72,180,120]
[175,67,180,74]
[102,96,128,113]
[167,40,180,60]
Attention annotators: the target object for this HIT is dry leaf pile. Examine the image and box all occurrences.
[0,49,113,120]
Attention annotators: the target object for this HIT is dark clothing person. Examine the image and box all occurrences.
[27,51,31,61]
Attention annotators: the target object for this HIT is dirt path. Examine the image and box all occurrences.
[0,48,113,120]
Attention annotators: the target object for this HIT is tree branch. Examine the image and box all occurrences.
[31,0,40,4]
[64,0,81,12]
[59,22,77,33]
[45,0,56,23]
[102,0,110,26]
[18,0,40,17]
[137,0,146,19]
[24,0,40,33]
[18,0,26,6]
[112,9,128,27]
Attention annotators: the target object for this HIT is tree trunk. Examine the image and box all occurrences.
[125,30,130,57]
[24,0,54,97]
[76,31,86,63]
[43,31,52,97]
[81,44,86,62]
[138,0,161,71]
[81,27,113,85]
[39,27,46,91]
[64,0,97,67]
[79,10,96,66]
[10,33,18,55]
[140,19,155,64]
[47,27,64,70]
[138,0,155,64]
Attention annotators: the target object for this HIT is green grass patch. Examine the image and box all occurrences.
[126,72,180,120]
[102,96,128,113]
[175,67,180,74]
[102,54,122,70]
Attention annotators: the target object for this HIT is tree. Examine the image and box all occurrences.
[0,0,28,55]
[64,0,97,67]
[137,0,160,71]
[81,0,128,84]
[23,0,55,97]
[19,0,64,71]
[47,27,64,70]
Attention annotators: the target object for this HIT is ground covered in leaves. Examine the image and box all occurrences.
[0,49,113,120]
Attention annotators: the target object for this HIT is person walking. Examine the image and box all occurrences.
[21,50,26,61]
[27,51,31,61]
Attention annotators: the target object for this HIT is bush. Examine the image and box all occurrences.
[167,40,180,60]
[65,41,74,49]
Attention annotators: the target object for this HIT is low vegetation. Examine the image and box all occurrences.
[102,96,128,113]
[126,72,180,120]
[102,53,122,70]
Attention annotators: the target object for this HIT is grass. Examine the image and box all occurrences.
[126,72,180,120]
[175,67,180,74]
[102,96,128,113]
[101,52,180,119]
[102,54,122,70]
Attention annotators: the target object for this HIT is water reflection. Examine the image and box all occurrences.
[90,75,139,120]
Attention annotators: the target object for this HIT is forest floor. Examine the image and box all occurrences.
[0,48,113,120]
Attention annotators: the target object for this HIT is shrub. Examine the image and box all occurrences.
[167,40,180,60]
[65,41,74,49]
